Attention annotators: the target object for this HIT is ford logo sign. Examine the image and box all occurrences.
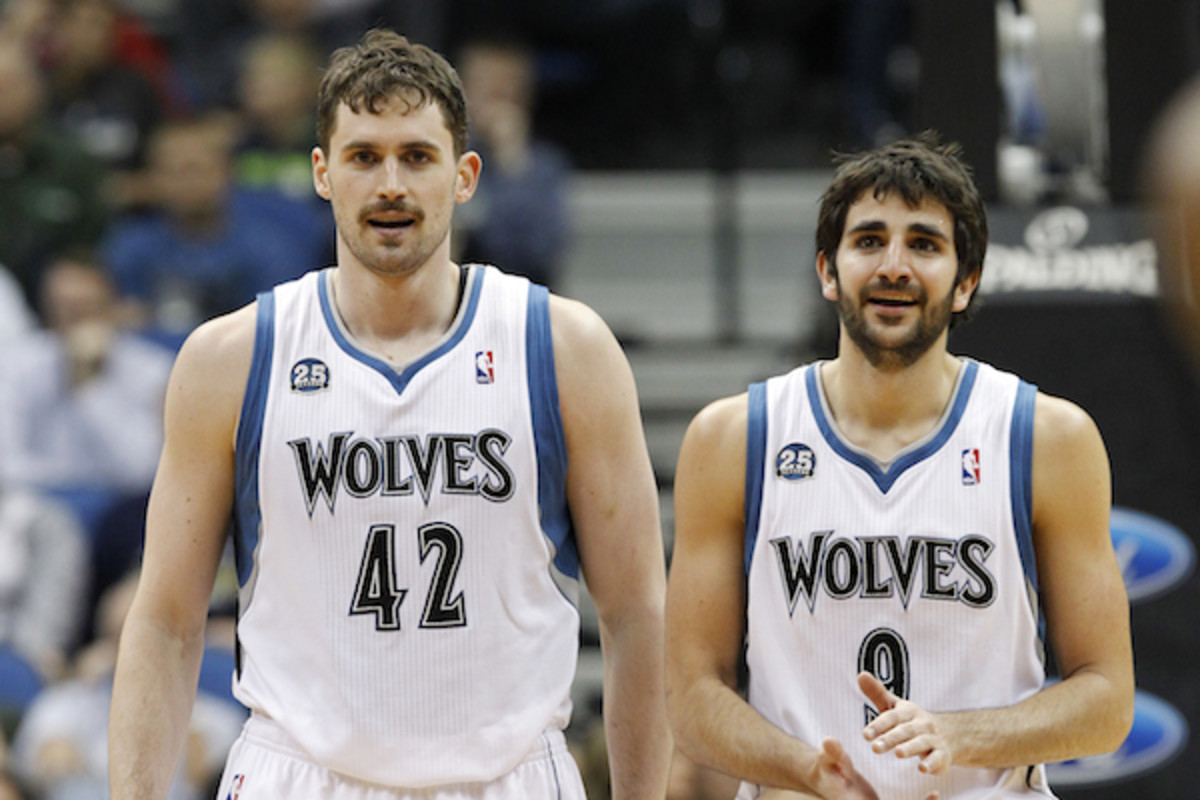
[1047,690,1188,787]
[1110,507,1195,602]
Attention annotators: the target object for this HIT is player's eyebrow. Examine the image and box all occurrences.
[846,219,887,236]
[908,222,950,242]
[340,138,444,154]
[846,219,950,242]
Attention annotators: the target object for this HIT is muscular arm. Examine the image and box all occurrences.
[865,393,1135,772]
[108,307,256,799]
[666,397,877,799]
[550,296,671,800]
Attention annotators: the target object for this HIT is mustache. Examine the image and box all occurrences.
[861,278,926,302]
[359,200,424,222]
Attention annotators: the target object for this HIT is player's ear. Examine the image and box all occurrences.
[313,146,332,201]
[953,265,981,312]
[455,151,482,204]
[817,251,839,301]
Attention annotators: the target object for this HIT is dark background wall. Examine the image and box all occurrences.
[952,206,1200,798]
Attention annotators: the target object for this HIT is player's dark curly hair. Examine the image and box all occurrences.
[316,28,469,157]
[816,132,989,326]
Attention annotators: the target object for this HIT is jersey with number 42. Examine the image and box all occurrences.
[230,265,580,788]
[739,359,1056,800]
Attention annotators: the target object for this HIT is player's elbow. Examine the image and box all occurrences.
[1082,673,1135,756]
[665,689,704,765]
[664,668,694,741]
[664,667,727,764]
[1098,684,1135,753]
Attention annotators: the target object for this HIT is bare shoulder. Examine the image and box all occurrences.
[1032,391,1106,456]
[175,303,258,375]
[547,293,619,359]
[545,293,636,427]
[1031,390,1111,529]
[172,303,256,383]
[164,303,259,440]
[684,393,750,456]
[674,393,749,529]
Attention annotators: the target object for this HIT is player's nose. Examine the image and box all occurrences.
[377,157,408,199]
[876,238,913,282]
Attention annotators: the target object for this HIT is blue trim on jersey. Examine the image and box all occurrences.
[527,284,579,587]
[807,360,979,494]
[316,267,486,395]
[744,382,768,575]
[233,291,275,587]
[1010,379,1039,598]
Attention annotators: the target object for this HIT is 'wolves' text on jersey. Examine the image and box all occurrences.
[288,429,516,514]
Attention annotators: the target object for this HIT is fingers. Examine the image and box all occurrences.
[807,737,882,800]
[867,720,943,758]
[863,719,953,779]
[860,693,953,776]
[863,704,913,742]
[856,671,896,713]
[918,748,951,776]
[820,736,847,763]
[862,699,920,755]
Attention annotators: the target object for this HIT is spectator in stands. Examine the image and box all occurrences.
[0,486,88,682]
[10,570,243,800]
[169,0,380,111]
[0,37,109,306]
[103,114,329,341]
[43,0,166,211]
[232,31,322,204]
[0,0,53,51]
[0,265,35,348]
[0,253,172,534]
[456,37,571,291]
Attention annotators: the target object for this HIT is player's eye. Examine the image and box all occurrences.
[406,150,433,165]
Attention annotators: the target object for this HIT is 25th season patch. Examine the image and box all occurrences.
[291,358,330,392]
[776,443,815,480]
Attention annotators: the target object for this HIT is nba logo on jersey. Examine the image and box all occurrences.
[475,350,495,384]
[225,774,244,800]
[961,448,981,485]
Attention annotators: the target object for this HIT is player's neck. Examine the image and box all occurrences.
[821,346,963,462]
[329,257,464,365]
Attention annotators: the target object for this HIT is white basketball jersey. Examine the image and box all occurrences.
[740,359,1055,800]
[230,265,581,787]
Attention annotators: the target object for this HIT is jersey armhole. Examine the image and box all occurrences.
[233,291,275,588]
[1009,379,1042,637]
[744,381,768,575]
[526,284,579,597]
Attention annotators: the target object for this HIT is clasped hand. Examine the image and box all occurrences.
[858,670,954,777]
[766,672,950,800]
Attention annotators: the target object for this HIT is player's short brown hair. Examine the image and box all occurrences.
[316,29,469,157]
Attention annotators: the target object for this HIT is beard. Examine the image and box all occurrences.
[836,276,955,371]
